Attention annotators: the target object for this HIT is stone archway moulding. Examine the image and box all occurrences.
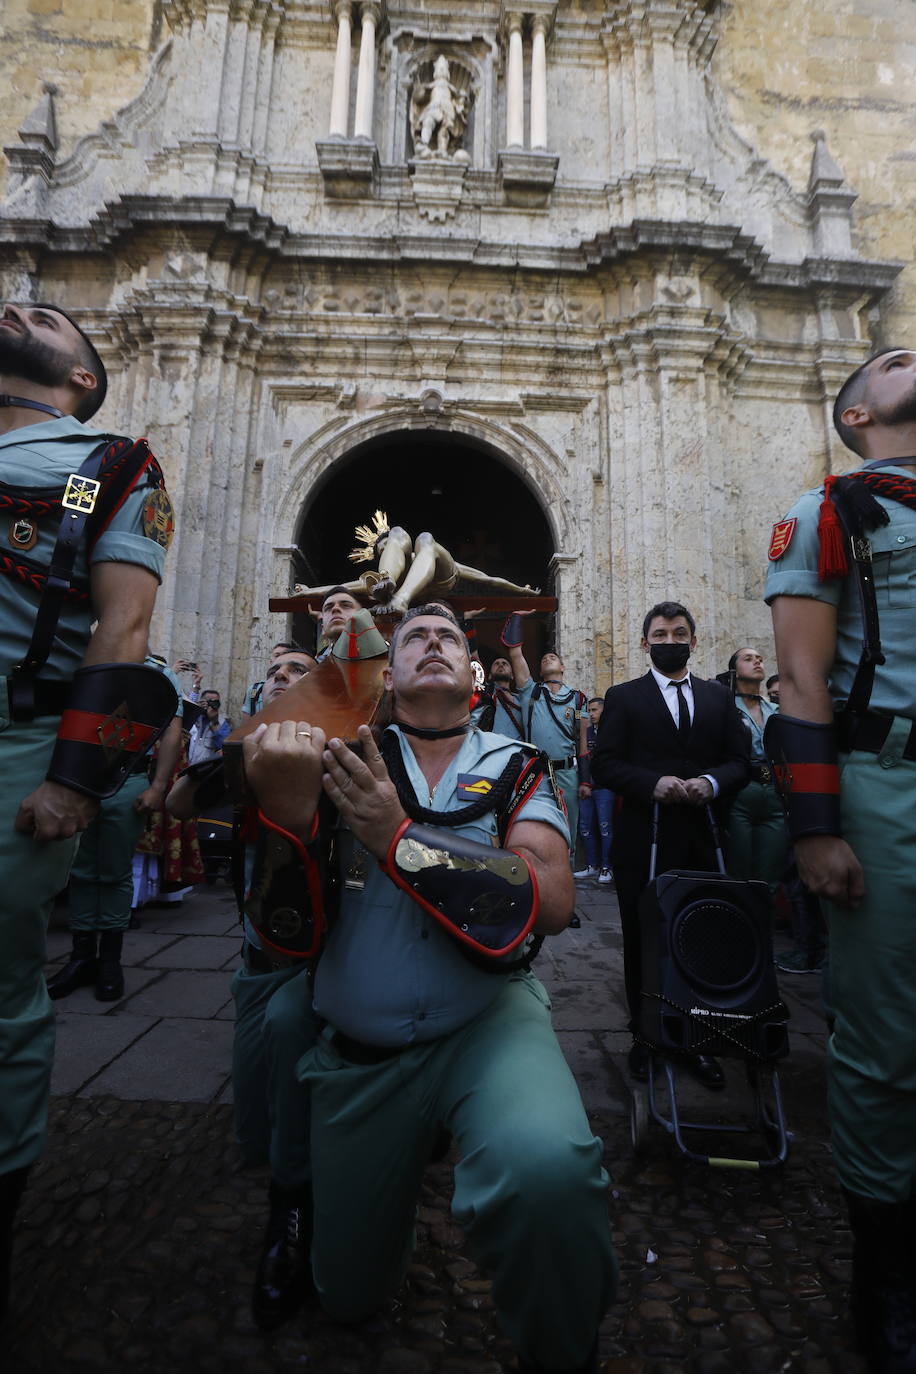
[275,408,575,559]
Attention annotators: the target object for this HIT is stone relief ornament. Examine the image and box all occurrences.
[409,56,471,163]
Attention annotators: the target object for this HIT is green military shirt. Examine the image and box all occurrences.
[0,416,166,683]
[764,463,916,718]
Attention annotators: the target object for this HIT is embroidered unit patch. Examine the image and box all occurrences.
[457,773,493,801]
[768,518,797,561]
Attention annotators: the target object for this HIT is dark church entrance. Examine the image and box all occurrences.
[294,430,555,671]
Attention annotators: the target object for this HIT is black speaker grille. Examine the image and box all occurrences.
[672,899,761,992]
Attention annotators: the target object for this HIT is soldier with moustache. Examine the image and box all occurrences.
[241,605,616,1373]
[0,301,175,1315]
[766,347,916,1373]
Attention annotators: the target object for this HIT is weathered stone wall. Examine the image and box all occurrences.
[0,0,913,704]
[716,0,916,342]
[0,0,158,174]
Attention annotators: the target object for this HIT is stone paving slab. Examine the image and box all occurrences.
[144,934,241,970]
[42,968,163,1015]
[119,970,236,1021]
[79,1018,235,1101]
[12,876,856,1373]
[50,1012,159,1095]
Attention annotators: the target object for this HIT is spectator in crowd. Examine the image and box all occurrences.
[47,656,184,1002]
[235,604,615,1372]
[765,673,780,706]
[724,648,786,912]
[592,600,750,1089]
[241,641,304,717]
[574,698,614,886]
[173,658,203,701]
[188,689,231,764]
[500,613,589,856]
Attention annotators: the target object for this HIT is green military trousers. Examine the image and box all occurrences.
[298,971,617,1369]
[68,772,149,931]
[554,764,579,862]
[726,778,788,901]
[0,715,80,1175]
[230,960,318,1190]
[827,720,916,1203]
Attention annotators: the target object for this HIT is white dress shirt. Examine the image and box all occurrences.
[648,667,719,798]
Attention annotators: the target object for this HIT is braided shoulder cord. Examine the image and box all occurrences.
[380,731,526,828]
[818,469,916,579]
[0,550,89,601]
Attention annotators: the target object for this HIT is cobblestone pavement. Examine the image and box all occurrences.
[6,879,861,1374]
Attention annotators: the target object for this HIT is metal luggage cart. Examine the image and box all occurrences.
[628,803,792,1170]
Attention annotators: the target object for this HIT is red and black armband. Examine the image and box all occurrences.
[764,713,841,840]
[381,819,539,960]
[47,663,178,799]
[244,811,326,960]
[500,613,523,649]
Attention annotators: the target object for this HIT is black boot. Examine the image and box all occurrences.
[517,1339,599,1373]
[251,1182,313,1330]
[95,930,125,1002]
[844,1188,916,1373]
[46,931,98,1000]
[0,1166,30,1321]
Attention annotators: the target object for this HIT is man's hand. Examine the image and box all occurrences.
[15,781,98,841]
[578,782,592,800]
[242,720,327,840]
[134,783,165,815]
[653,775,689,804]
[794,834,865,908]
[322,724,407,858]
[683,777,714,805]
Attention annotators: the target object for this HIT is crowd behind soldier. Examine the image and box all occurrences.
[4,296,914,1373]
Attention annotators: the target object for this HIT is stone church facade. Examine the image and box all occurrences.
[1,0,913,703]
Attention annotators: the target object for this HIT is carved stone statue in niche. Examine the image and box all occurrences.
[410,55,471,163]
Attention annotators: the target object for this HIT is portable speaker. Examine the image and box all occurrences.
[638,869,790,1061]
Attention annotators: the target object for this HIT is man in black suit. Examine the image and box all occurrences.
[592,601,750,1088]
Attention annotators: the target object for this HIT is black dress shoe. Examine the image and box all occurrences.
[627,1041,649,1082]
[251,1183,313,1330]
[684,1054,725,1090]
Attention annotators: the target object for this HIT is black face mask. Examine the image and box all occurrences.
[649,642,691,674]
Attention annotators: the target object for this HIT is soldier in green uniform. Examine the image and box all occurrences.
[48,656,184,1002]
[765,347,916,1373]
[0,302,173,1316]
[500,614,589,857]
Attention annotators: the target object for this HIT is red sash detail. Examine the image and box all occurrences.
[57,707,156,753]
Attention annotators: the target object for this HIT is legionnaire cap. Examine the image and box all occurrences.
[34,302,108,421]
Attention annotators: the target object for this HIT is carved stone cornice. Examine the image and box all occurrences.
[316,139,380,197]
[497,149,558,208]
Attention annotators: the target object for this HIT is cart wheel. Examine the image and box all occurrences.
[630,1088,649,1156]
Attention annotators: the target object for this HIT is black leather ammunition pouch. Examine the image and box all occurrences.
[382,819,538,960]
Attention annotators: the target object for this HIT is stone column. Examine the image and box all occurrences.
[329,0,353,138]
[506,13,524,148]
[530,15,548,149]
[353,2,379,140]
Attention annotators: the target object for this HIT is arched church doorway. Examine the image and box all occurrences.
[294,429,556,672]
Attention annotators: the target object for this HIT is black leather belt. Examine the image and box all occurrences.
[549,755,576,770]
[332,1031,408,1065]
[749,762,772,785]
[3,676,70,718]
[837,710,916,761]
[242,939,299,974]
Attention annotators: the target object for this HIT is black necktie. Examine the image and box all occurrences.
[673,680,690,744]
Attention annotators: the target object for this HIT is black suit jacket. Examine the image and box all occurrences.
[592,671,750,877]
